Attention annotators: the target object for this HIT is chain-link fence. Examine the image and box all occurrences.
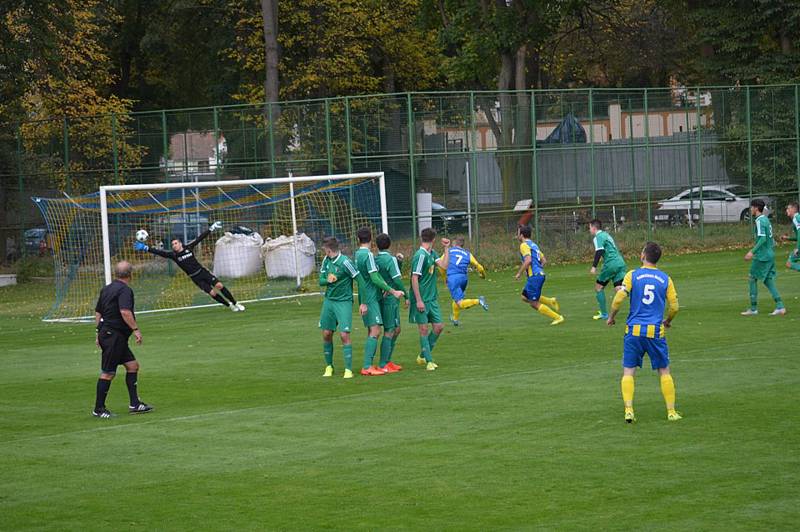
[3,85,800,267]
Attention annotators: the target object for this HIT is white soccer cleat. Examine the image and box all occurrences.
[740,309,758,316]
[229,303,239,312]
[235,303,245,312]
[770,308,786,316]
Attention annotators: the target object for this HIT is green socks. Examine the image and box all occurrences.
[764,277,784,308]
[419,335,432,363]
[595,290,607,315]
[343,344,353,371]
[362,336,379,369]
[428,331,440,352]
[323,342,333,366]
[379,335,394,367]
[749,277,758,310]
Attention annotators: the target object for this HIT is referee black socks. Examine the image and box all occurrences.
[95,378,111,411]
[125,372,140,406]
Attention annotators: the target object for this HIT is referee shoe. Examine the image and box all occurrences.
[129,402,154,415]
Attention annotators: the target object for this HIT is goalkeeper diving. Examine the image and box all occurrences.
[133,221,245,311]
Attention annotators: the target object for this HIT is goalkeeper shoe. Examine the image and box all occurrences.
[667,411,683,421]
[593,312,608,320]
[740,309,758,316]
[323,365,334,377]
[426,361,438,371]
[479,296,489,311]
[416,355,427,367]
[360,367,387,376]
[235,303,246,312]
[343,369,354,379]
[550,315,565,326]
[92,408,115,419]
[229,303,239,312]
[129,402,153,415]
[624,410,636,424]
[385,361,403,372]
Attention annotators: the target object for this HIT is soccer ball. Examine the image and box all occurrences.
[135,229,149,242]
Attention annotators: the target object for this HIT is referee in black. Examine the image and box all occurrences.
[93,260,153,418]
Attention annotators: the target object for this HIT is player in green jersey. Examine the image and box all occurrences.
[780,201,800,272]
[410,227,450,371]
[354,227,404,376]
[589,219,627,321]
[742,199,785,316]
[318,236,361,379]
[375,233,409,372]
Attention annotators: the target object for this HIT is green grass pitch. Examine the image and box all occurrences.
[1,249,799,530]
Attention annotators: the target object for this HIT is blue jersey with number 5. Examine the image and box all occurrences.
[447,247,471,277]
[626,267,671,327]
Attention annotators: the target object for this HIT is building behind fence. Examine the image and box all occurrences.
[3,84,800,260]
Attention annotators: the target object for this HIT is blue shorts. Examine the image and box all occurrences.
[447,274,468,302]
[522,275,545,301]
[623,334,670,369]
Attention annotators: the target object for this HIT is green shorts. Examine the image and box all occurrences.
[750,260,777,282]
[409,299,442,325]
[361,301,383,328]
[319,299,353,332]
[380,296,401,331]
[597,264,626,286]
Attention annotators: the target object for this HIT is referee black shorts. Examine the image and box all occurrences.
[98,327,136,373]
[191,269,220,293]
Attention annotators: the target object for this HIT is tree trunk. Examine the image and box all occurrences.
[261,0,282,169]
[514,45,532,205]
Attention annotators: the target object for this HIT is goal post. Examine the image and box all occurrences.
[36,172,388,321]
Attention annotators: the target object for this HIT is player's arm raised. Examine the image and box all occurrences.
[470,254,486,278]
[434,238,451,270]
[607,271,632,326]
[135,240,172,258]
[185,223,219,250]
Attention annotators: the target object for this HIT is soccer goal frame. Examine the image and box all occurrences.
[98,171,387,294]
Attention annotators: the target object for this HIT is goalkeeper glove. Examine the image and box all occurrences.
[210,221,223,232]
[134,241,149,252]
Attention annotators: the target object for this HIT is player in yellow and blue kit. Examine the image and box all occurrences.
[607,241,681,423]
[514,225,564,325]
[445,236,488,326]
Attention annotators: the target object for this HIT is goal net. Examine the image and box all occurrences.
[33,173,387,321]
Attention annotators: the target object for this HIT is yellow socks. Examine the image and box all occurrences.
[660,374,676,413]
[621,375,635,411]
[539,295,556,307]
[452,299,479,321]
[537,303,560,320]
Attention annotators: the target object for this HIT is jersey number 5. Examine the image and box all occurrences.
[642,284,656,305]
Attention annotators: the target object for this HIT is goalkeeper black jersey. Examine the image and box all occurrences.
[148,229,211,277]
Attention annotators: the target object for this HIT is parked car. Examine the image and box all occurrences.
[431,202,470,234]
[654,185,773,224]
[24,228,50,255]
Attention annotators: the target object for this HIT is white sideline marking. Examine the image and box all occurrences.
[1,353,793,446]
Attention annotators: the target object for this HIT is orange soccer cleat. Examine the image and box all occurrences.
[360,366,387,376]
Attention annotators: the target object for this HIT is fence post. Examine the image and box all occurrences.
[530,89,539,241]
[111,113,120,185]
[407,93,417,248]
[589,88,596,217]
[696,86,704,240]
[16,126,24,250]
[161,110,169,183]
[644,89,652,239]
[684,96,694,222]
[468,91,479,252]
[345,96,356,243]
[63,118,70,194]
[795,85,800,202]
[213,106,220,178]
[627,98,637,224]
[324,99,333,174]
[746,87,753,202]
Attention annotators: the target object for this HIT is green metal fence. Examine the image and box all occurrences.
[4,84,800,264]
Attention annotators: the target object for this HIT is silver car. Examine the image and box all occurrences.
[654,185,772,224]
